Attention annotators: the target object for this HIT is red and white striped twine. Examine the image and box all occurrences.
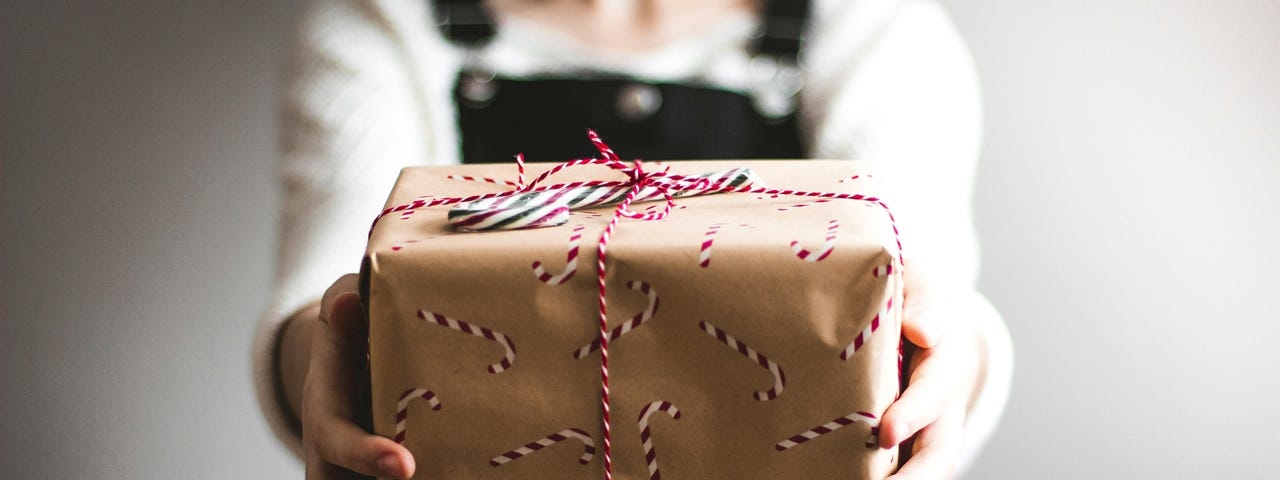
[775,411,879,451]
[398,196,433,220]
[447,174,519,187]
[393,388,440,444]
[490,428,596,467]
[446,153,529,189]
[637,401,682,480]
[532,224,586,285]
[573,280,659,359]
[699,321,786,401]
[368,131,903,480]
[417,310,517,373]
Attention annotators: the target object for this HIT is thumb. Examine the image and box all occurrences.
[901,289,946,349]
[319,274,366,342]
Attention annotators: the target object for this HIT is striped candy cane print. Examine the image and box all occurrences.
[572,280,659,359]
[776,198,832,212]
[531,224,585,285]
[698,321,787,401]
[698,223,756,268]
[393,388,440,444]
[490,428,596,467]
[698,223,723,268]
[637,401,682,480]
[417,310,517,373]
[840,298,892,361]
[390,239,420,251]
[790,219,839,262]
[775,411,879,451]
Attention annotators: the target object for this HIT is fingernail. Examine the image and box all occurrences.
[377,453,403,478]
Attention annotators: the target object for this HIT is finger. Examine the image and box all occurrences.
[898,256,962,349]
[305,355,416,477]
[308,303,370,411]
[901,284,951,349]
[305,299,416,478]
[887,402,965,480]
[319,274,364,339]
[311,419,415,479]
[878,345,968,448]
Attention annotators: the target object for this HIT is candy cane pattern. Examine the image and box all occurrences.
[490,428,596,467]
[391,240,417,251]
[790,219,839,262]
[775,411,879,451]
[393,388,441,444]
[417,310,517,373]
[840,298,892,361]
[698,223,723,268]
[698,321,786,401]
[531,224,585,285]
[572,280,659,359]
[872,263,894,277]
[698,223,756,268]
[637,401,682,480]
[837,174,871,183]
[776,198,831,212]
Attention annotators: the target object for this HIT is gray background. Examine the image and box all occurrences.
[2,0,1278,478]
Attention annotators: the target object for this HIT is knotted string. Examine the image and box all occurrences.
[369,131,904,480]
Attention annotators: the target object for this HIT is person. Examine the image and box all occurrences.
[252,0,1014,478]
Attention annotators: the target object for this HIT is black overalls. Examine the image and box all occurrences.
[432,0,811,164]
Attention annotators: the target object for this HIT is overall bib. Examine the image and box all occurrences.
[432,0,811,163]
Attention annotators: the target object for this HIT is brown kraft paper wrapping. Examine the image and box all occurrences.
[364,160,903,480]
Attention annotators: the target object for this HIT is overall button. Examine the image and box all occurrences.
[749,54,803,121]
[459,71,498,108]
[616,83,662,122]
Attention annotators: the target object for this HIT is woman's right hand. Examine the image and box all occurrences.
[296,274,416,479]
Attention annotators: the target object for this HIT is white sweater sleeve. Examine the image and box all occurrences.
[251,0,457,459]
[804,0,1012,472]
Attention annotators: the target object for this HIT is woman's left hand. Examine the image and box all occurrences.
[880,263,986,479]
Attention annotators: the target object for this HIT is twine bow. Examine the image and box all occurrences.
[369,131,903,480]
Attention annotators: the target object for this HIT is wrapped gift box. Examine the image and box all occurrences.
[363,160,903,479]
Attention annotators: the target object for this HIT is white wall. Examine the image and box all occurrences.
[1,1,301,478]
[946,0,1280,477]
[2,1,1278,478]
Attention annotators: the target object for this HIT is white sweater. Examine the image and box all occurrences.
[254,0,1013,471]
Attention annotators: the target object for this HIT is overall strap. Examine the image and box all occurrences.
[432,0,496,46]
[756,0,811,61]
[431,0,813,56]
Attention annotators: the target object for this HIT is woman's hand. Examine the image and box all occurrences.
[286,274,416,479]
[880,264,986,479]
